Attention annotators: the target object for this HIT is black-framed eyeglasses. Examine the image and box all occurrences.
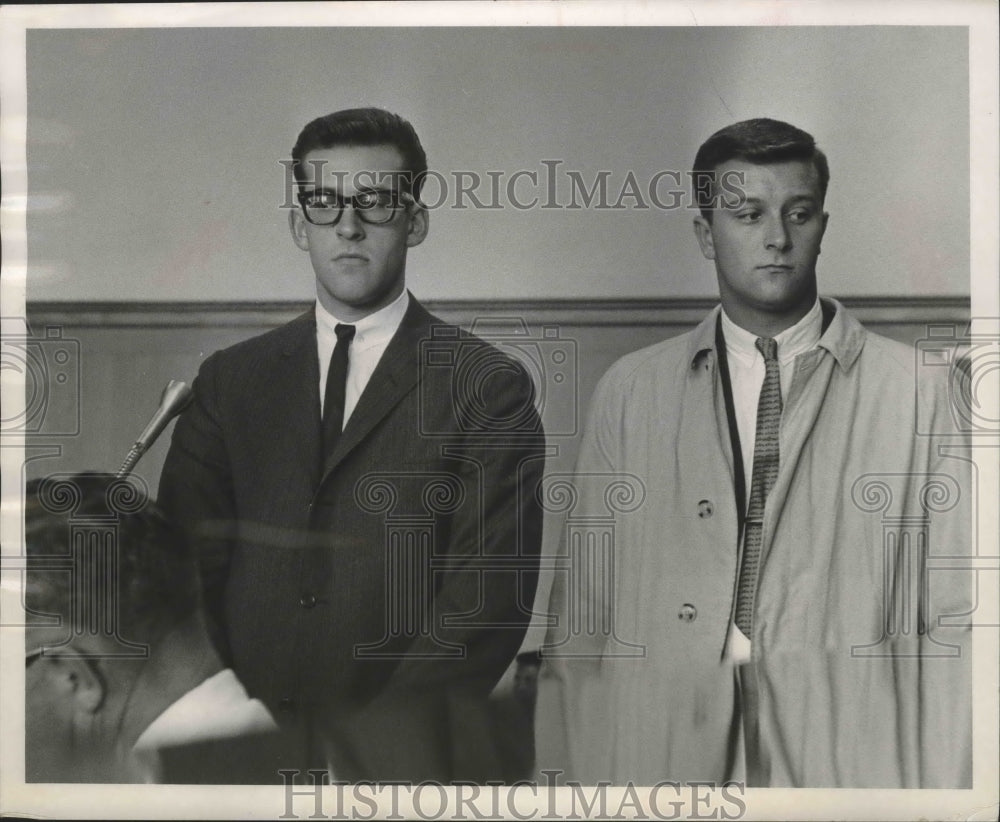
[297,188,413,227]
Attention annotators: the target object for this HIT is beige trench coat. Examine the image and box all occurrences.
[537,300,972,787]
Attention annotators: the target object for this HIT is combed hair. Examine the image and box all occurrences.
[291,107,429,198]
[24,473,200,644]
[692,118,830,221]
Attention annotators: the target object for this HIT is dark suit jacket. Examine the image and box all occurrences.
[158,295,546,782]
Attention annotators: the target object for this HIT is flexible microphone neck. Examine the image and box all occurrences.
[116,380,193,479]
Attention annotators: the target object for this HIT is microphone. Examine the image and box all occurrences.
[116,380,193,478]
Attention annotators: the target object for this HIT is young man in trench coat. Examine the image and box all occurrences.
[537,118,972,788]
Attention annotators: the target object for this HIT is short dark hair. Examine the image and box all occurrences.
[692,118,829,221]
[24,473,200,644]
[291,107,429,198]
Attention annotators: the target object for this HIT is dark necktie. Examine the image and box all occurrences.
[735,336,782,635]
[322,323,356,457]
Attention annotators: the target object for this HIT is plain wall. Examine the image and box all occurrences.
[25,26,969,303]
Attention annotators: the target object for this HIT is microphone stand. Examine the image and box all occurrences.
[116,380,193,479]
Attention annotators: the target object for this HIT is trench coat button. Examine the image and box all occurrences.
[278,698,296,714]
[697,499,714,518]
[678,603,697,622]
[300,593,317,608]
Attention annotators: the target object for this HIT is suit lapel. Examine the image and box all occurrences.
[319,296,437,483]
[269,311,324,494]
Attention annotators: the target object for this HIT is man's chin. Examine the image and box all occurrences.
[754,283,816,315]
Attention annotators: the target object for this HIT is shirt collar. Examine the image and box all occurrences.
[688,297,865,372]
[720,298,823,365]
[315,289,410,352]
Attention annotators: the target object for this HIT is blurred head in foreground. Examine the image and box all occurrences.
[24,473,222,782]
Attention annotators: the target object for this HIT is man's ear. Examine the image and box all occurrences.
[693,215,716,261]
[44,651,106,715]
[289,208,310,252]
[406,206,429,249]
[818,211,829,254]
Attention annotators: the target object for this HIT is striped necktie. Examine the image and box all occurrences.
[322,323,356,458]
[735,336,782,635]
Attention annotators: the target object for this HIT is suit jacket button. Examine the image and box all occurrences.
[300,594,317,608]
[697,499,714,518]
[678,603,697,622]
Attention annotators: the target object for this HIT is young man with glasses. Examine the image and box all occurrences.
[158,108,546,783]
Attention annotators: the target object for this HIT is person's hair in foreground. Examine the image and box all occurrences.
[25,472,199,644]
[24,472,207,782]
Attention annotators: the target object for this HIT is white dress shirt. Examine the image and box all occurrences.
[315,289,409,428]
[133,668,277,753]
[131,668,278,782]
[720,298,823,664]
